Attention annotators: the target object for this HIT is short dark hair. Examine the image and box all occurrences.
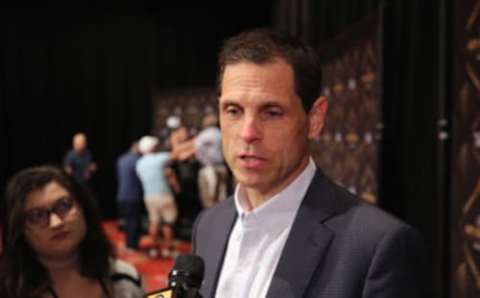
[0,165,114,298]
[217,28,322,112]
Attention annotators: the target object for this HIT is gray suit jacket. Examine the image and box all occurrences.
[192,170,427,298]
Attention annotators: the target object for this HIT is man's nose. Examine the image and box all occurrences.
[49,212,64,228]
[239,115,261,143]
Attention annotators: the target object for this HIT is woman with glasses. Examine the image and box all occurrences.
[0,165,144,298]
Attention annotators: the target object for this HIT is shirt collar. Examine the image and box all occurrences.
[233,157,317,231]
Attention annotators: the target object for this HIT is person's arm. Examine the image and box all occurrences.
[64,166,73,175]
[362,225,428,298]
[63,152,73,174]
[171,139,196,161]
[86,151,97,173]
[165,166,181,194]
[88,162,97,173]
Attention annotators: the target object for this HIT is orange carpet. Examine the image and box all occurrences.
[102,220,192,292]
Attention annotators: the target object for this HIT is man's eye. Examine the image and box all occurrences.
[265,109,283,118]
[225,106,241,116]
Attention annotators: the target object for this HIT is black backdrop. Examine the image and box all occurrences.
[0,3,274,217]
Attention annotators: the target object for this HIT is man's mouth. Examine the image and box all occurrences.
[238,154,266,168]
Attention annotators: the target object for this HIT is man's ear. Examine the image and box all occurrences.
[308,96,328,139]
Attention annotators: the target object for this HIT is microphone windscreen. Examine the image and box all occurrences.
[172,254,205,280]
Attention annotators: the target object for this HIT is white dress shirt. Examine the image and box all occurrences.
[215,158,316,298]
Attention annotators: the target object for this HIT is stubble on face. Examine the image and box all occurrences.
[219,60,311,207]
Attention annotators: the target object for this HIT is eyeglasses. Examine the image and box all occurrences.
[24,197,76,228]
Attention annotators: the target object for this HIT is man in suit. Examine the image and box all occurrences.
[192,28,427,298]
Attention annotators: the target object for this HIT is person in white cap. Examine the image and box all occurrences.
[135,136,177,258]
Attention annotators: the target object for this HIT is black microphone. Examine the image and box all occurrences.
[145,254,204,298]
[169,254,204,298]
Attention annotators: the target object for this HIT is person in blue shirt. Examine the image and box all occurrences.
[116,141,144,251]
[135,136,177,258]
[64,132,97,187]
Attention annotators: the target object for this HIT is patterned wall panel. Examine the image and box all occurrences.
[313,18,380,204]
[151,87,217,144]
[451,1,480,297]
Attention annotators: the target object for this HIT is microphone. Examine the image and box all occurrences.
[145,254,205,298]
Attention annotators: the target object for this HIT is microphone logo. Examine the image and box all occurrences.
[145,290,173,298]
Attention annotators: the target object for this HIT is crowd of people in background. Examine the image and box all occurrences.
[115,113,231,259]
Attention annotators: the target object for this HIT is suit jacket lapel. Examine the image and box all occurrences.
[201,200,237,298]
[267,170,347,298]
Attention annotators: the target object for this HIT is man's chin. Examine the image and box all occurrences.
[236,176,271,191]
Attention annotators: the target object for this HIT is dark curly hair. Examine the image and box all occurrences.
[217,28,322,112]
[0,165,115,298]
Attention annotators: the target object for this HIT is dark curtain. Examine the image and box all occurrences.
[0,5,274,218]
[0,13,155,217]
[274,0,448,297]
[274,0,380,45]
[382,1,448,297]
